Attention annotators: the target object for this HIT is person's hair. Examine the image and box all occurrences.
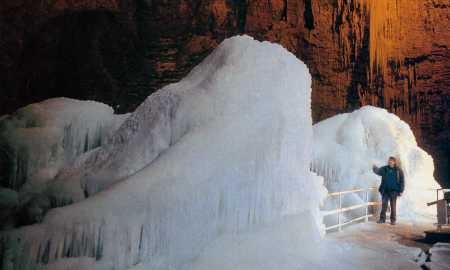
[388,156,400,169]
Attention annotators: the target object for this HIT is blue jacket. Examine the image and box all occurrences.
[373,165,405,194]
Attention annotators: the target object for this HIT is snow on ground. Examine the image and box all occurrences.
[1,35,327,270]
[312,106,440,221]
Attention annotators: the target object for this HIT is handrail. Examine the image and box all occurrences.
[327,187,378,197]
[323,186,381,232]
[325,216,369,231]
[323,201,381,216]
[428,188,450,207]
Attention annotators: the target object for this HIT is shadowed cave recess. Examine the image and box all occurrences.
[0,0,449,186]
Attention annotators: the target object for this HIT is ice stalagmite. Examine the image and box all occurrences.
[312,106,440,221]
[1,35,326,270]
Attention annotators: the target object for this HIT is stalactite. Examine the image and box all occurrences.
[362,0,402,80]
[334,0,417,84]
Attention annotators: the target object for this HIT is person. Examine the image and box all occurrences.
[372,156,405,225]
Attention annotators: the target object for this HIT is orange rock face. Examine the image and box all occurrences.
[0,0,449,185]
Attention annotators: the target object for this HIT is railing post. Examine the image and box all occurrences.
[323,187,381,233]
[365,189,369,222]
[338,192,342,231]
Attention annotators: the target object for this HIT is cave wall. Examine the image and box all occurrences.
[0,0,449,185]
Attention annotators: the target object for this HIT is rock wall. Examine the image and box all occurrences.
[0,0,449,185]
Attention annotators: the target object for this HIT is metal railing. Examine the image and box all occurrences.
[323,187,381,232]
[433,188,450,202]
[427,188,450,229]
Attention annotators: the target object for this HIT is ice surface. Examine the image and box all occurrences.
[1,35,326,270]
[187,219,423,270]
[312,106,440,221]
[0,98,127,191]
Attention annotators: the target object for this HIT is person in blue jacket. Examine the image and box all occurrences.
[372,156,405,225]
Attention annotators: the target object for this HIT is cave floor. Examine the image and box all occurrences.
[323,219,443,269]
[327,218,434,251]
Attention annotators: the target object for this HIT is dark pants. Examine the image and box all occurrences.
[380,192,398,222]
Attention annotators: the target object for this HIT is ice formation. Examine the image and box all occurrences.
[0,98,127,191]
[312,106,440,221]
[0,36,326,270]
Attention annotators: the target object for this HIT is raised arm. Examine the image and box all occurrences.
[372,165,383,176]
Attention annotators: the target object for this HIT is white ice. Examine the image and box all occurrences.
[2,35,438,270]
[1,35,327,270]
[311,106,441,221]
[0,98,127,192]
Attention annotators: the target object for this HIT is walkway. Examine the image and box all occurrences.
[324,219,443,269]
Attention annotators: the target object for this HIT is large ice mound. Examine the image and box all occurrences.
[1,35,326,270]
[312,106,440,221]
[0,99,128,228]
[0,98,127,191]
